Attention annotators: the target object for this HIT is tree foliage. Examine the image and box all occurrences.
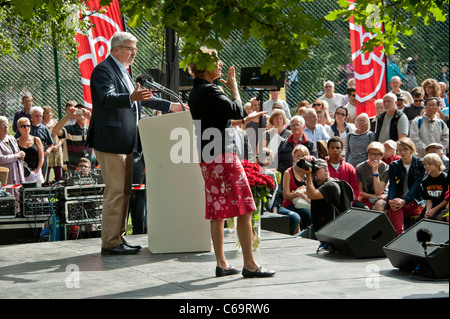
[326,0,449,56]
[1,0,448,74]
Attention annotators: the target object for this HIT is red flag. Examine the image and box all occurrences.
[76,0,124,108]
[348,1,387,117]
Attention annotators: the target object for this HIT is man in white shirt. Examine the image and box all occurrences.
[344,87,357,123]
[410,97,449,158]
[263,90,291,123]
[303,108,330,145]
[319,80,345,116]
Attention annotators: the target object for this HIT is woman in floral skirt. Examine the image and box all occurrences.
[188,47,275,278]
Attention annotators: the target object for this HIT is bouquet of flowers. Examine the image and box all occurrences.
[230,160,275,250]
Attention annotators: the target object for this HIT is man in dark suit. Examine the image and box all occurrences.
[87,31,180,255]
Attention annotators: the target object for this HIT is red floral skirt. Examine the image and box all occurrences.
[199,153,256,220]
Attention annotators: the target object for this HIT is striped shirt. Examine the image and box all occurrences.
[61,124,96,169]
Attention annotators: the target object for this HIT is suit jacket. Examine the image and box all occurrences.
[87,55,171,154]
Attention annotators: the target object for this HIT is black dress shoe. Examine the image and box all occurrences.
[122,240,142,250]
[242,266,275,278]
[101,244,139,255]
[215,266,241,277]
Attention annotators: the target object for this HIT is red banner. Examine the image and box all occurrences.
[348,1,387,117]
[76,0,124,108]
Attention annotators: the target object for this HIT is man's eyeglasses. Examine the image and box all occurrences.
[120,46,138,53]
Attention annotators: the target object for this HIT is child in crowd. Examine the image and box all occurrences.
[420,153,449,221]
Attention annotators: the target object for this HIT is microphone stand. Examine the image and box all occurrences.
[140,79,187,111]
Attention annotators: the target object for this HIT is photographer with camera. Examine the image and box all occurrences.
[297,157,354,238]
[52,103,97,171]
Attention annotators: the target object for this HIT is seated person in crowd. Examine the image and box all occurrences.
[263,109,291,149]
[409,97,449,158]
[356,142,389,212]
[277,115,317,175]
[280,145,312,235]
[303,108,330,145]
[345,113,376,168]
[420,153,448,221]
[325,137,361,206]
[382,139,400,165]
[425,143,449,173]
[375,93,409,143]
[387,138,425,236]
[52,103,97,170]
[403,87,425,123]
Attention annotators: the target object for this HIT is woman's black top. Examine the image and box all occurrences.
[19,137,39,170]
[188,78,245,163]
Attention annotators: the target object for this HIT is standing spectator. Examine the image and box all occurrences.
[406,54,419,77]
[12,95,33,133]
[345,113,376,168]
[403,87,425,123]
[52,103,97,170]
[439,82,449,109]
[389,76,413,105]
[356,142,389,211]
[318,80,345,116]
[387,56,406,83]
[42,105,63,183]
[0,116,25,209]
[375,93,409,143]
[437,66,449,86]
[387,138,425,236]
[409,97,449,158]
[263,90,291,123]
[16,117,45,186]
[243,97,267,155]
[420,153,448,221]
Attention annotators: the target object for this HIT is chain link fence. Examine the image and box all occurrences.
[1,1,448,123]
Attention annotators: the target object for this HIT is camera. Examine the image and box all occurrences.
[296,158,319,173]
[75,108,83,115]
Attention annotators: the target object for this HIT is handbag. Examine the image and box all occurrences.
[22,161,31,177]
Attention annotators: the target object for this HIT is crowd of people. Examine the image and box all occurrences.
[0,95,98,210]
[236,76,449,239]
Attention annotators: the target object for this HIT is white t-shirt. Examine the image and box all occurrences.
[319,93,346,115]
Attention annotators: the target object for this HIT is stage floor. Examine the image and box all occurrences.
[0,230,448,300]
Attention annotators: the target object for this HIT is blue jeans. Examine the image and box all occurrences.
[278,205,312,235]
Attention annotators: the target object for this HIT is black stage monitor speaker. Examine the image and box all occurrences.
[315,208,396,258]
[383,219,449,279]
[240,67,285,90]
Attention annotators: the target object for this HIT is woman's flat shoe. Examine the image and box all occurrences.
[216,266,241,277]
[242,266,275,278]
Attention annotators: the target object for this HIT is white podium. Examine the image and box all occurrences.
[138,112,211,254]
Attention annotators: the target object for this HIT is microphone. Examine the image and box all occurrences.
[417,228,432,256]
[136,74,186,111]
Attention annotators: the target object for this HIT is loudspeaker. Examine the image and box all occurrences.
[315,208,396,258]
[179,68,194,91]
[240,67,285,90]
[383,219,449,279]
